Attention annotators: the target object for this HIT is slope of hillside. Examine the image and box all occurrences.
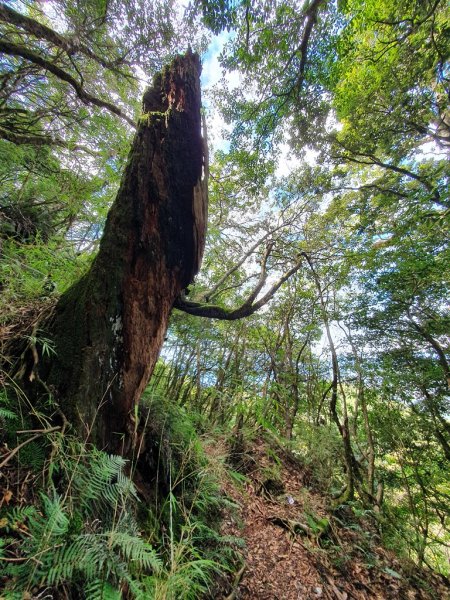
[206,434,449,600]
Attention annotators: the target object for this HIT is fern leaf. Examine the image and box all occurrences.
[0,407,17,420]
[85,579,122,600]
[107,532,162,574]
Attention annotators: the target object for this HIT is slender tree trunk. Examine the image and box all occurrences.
[208,345,234,422]
[35,51,207,451]
[303,253,357,504]
[343,325,376,499]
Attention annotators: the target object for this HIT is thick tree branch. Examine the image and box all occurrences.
[0,3,134,78]
[296,0,324,87]
[0,124,97,154]
[0,40,135,127]
[273,0,324,99]
[174,256,303,320]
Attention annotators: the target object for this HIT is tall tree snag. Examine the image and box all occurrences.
[38,51,207,450]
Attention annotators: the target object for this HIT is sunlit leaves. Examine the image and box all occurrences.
[332,0,450,157]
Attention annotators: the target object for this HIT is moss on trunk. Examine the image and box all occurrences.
[39,51,207,450]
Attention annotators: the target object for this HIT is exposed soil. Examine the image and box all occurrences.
[209,435,450,600]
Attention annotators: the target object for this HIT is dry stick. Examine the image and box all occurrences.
[224,563,246,600]
[0,543,63,564]
[0,555,42,564]
[322,572,348,600]
[46,409,69,476]
[0,426,60,470]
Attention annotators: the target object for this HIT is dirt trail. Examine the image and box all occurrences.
[212,437,449,600]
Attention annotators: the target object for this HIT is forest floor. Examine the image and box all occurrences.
[205,434,449,600]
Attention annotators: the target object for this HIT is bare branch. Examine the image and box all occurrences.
[198,212,299,302]
[174,256,304,320]
[334,145,445,206]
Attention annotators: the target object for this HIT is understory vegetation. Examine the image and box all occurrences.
[1,363,449,597]
[1,0,449,597]
[0,388,243,598]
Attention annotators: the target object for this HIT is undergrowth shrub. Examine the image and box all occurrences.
[0,236,93,311]
[0,441,161,598]
[0,385,242,598]
[293,420,344,493]
[138,388,244,598]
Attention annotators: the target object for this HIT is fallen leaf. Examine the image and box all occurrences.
[2,490,13,505]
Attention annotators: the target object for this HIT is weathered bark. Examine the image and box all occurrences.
[38,51,207,450]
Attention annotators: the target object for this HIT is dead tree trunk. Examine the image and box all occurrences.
[38,51,207,450]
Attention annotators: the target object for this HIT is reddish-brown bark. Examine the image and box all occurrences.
[39,51,207,450]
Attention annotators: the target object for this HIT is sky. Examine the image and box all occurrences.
[199,29,321,172]
[199,31,240,153]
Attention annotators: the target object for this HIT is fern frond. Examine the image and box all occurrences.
[10,497,70,590]
[0,407,17,420]
[85,579,122,600]
[48,533,107,585]
[47,531,160,590]
[216,534,246,548]
[107,532,162,574]
[73,452,139,517]
[39,494,70,537]
[6,504,37,530]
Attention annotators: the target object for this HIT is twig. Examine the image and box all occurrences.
[224,563,246,600]
[0,426,60,470]
[16,427,57,434]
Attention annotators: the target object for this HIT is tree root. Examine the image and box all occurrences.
[268,515,330,540]
[267,516,313,537]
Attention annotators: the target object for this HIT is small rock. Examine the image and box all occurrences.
[314,586,323,596]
